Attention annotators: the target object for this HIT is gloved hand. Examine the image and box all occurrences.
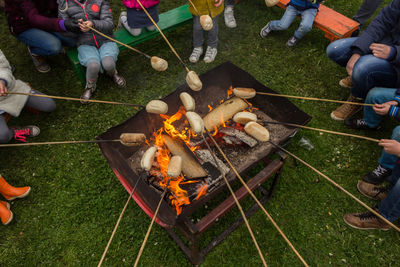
[64,19,81,33]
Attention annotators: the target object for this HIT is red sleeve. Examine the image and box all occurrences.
[19,0,63,32]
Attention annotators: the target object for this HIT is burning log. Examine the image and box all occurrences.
[203,97,248,131]
[220,127,257,147]
[162,134,208,179]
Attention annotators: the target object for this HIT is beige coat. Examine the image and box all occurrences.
[0,50,30,117]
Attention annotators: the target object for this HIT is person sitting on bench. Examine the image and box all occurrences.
[58,0,126,102]
[0,49,56,143]
[118,0,159,37]
[260,0,323,47]
[326,0,400,121]
[4,0,77,73]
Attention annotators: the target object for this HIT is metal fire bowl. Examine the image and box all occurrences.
[97,62,311,228]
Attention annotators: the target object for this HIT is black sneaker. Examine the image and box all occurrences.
[286,36,299,47]
[260,22,272,38]
[10,125,40,142]
[344,118,377,130]
[362,165,392,185]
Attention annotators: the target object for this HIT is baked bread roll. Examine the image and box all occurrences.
[141,146,157,171]
[180,92,196,111]
[233,87,256,99]
[244,122,270,142]
[146,100,168,114]
[186,71,202,91]
[120,133,146,146]
[151,56,168,72]
[200,15,213,31]
[186,111,204,135]
[167,156,182,178]
[233,112,257,125]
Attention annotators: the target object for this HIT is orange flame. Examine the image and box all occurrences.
[208,105,213,112]
[227,85,233,98]
[195,182,208,200]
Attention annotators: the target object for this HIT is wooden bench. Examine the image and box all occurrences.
[67,4,193,83]
[276,0,359,42]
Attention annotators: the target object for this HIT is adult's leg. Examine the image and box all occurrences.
[24,90,56,113]
[207,16,220,48]
[353,0,385,27]
[0,115,12,143]
[363,87,397,128]
[293,8,317,39]
[379,165,400,222]
[269,6,299,32]
[351,55,397,99]
[51,32,77,48]
[378,126,400,170]
[193,16,204,48]
[326,37,358,67]
[16,29,63,56]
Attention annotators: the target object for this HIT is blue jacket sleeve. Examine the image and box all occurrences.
[351,0,400,55]
[389,105,400,122]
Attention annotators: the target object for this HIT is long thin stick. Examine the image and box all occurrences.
[87,26,151,59]
[256,91,374,107]
[187,0,201,16]
[202,134,268,267]
[0,139,120,147]
[133,178,171,267]
[206,131,308,267]
[98,176,142,267]
[262,121,379,143]
[268,141,400,233]
[135,0,190,72]
[6,92,143,108]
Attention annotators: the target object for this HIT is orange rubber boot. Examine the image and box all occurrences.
[0,176,31,201]
[0,201,13,225]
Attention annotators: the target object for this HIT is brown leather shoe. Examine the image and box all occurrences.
[343,211,390,230]
[330,94,362,121]
[339,76,353,88]
[80,81,96,104]
[28,47,51,73]
[357,180,388,200]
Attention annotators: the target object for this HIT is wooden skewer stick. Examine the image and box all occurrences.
[98,176,142,267]
[133,177,171,267]
[0,139,121,148]
[262,121,380,143]
[202,134,268,267]
[87,26,151,59]
[6,92,143,108]
[187,0,201,16]
[205,130,308,267]
[135,0,190,73]
[256,91,374,107]
[267,141,400,233]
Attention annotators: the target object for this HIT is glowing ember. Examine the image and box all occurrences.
[195,182,208,200]
[227,86,233,98]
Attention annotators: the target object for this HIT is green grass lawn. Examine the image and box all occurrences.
[1,0,399,265]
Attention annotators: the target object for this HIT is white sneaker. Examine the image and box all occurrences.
[224,6,237,28]
[117,11,127,29]
[203,46,217,63]
[189,47,203,63]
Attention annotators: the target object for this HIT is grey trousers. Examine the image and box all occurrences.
[193,15,219,48]
[353,0,384,27]
[0,90,56,143]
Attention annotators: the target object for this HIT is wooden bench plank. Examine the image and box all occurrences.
[276,0,359,42]
[66,4,193,83]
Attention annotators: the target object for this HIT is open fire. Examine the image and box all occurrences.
[146,86,262,215]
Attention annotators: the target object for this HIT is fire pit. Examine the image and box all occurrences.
[97,62,311,264]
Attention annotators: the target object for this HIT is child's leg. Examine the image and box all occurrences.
[364,87,397,128]
[99,42,125,87]
[207,15,219,48]
[269,5,299,31]
[0,115,12,143]
[24,90,56,113]
[294,8,318,39]
[120,11,142,36]
[78,45,101,85]
[193,16,204,48]
[379,164,400,222]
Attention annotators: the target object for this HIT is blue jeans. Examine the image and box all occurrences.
[17,29,76,56]
[363,87,400,169]
[269,5,318,39]
[326,38,397,99]
[379,164,400,222]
